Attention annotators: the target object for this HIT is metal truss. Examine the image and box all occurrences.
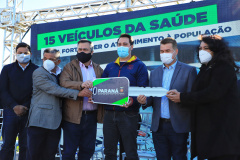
[0,0,190,68]
[0,0,24,69]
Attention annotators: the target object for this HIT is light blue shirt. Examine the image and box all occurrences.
[18,62,29,71]
[161,61,177,119]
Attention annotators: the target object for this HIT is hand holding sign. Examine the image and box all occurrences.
[121,97,133,108]
[88,97,94,104]
[78,88,92,98]
[81,80,93,89]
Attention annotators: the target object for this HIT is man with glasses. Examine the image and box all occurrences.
[0,42,38,160]
[59,39,104,160]
[27,48,85,160]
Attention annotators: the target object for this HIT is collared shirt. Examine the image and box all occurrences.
[18,62,30,71]
[47,66,62,84]
[161,61,177,119]
[50,66,61,76]
[79,61,97,111]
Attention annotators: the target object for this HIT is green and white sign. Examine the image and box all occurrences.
[92,77,129,106]
[37,4,224,58]
[31,0,240,67]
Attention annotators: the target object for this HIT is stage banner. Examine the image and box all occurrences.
[31,0,240,71]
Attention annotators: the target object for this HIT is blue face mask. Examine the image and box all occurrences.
[117,46,130,58]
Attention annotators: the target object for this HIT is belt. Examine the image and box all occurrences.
[82,110,97,115]
[160,118,171,122]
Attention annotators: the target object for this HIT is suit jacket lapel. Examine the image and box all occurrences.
[158,66,163,87]
[72,59,83,81]
[93,62,101,78]
[41,67,57,83]
[170,61,181,89]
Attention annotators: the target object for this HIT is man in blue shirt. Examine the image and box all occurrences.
[102,33,149,160]
[137,38,197,160]
[0,42,38,160]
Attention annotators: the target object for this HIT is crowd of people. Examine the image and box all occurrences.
[0,33,240,160]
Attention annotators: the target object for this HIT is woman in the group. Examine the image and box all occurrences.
[167,35,240,160]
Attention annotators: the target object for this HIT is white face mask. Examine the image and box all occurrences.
[160,53,175,64]
[199,50,212,64]
[16,53,31,64]
[43,60,55,72]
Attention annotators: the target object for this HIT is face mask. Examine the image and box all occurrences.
[117,46,130,58]
[43,60,55,72]
[76,52,92,63]
[160,53,175,64]
[16,53,31,63]
[199,50,212,64]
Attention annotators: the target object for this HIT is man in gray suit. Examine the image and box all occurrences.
[137,38,197,160]
[27,48,92,160]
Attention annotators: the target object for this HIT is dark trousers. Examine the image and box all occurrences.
[152,120,188,160]
[62,112,97,160]
[27,126,61,160]
[208,155,240,160]
[0,108,27,160]
[119,114,141,160]
[103,110,139,160]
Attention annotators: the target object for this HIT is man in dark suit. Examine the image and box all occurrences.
[137,38,197,160]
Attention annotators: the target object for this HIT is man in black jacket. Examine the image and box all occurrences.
[0,42,38,160]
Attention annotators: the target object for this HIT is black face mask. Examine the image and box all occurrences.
[76,52,92,63]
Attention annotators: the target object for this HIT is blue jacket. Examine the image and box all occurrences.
[0,61,38,110]
[102,55,149,111]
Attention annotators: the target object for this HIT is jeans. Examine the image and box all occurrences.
[103,110,139,160]
[0,108,28,160]
[152,120,188,160]
[62,112,97,160]
[27,126,61,160]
